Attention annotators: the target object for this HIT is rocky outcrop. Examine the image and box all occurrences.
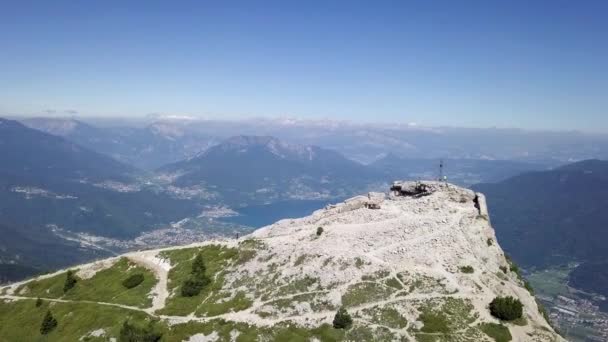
[0,181,563,341]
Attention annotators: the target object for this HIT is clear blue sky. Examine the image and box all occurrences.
[1,1,607,131]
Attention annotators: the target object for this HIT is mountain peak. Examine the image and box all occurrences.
[204,135,319,161]
[221,135,281,148]
[0,181,562,341]
[20,117,89,137]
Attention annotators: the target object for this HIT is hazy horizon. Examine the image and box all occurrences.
[2,1,607,132]
[7,112,608,136]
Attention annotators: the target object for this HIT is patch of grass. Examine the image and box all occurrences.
[0,298,155,341]
[238,238,266,250]
[361,305,407,329]
[412,298,483,340]
[419,311,449,333]
[164,320,255,342]
[63,258,156,307]
[459,265,475,274]
[167,320,347,342]
[496,272,508,281]
[17,258,157,308]
[293,254,309,267]
[257,311,272,318]
[257,253,276,262]
[383,277,403,290]
[275,276,320,297]
[236,249,257,265]
[16,272,71,298]
[398,272,449,294]
[271,322,346,342]
[341,282,396,307]
[157,245,238,316]
[196,291,253,316]
[361,270,390,281]
[479,323,512,342]
[235,239,265,265]
[343,324,373,340]
[264,292,335,315]
[354,257,365,269]
[119,320,163,341]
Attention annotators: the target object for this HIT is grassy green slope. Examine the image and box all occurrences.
[0,300,152,341]
[16,258,156,308]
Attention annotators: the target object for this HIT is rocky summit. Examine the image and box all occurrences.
[0,182,562,341]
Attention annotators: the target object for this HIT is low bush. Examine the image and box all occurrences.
[479,322,512,342]
[316,227,324,236]
[122,273,145,289]
[180,277,210,297]
[459,265,474,274]
[489,296,523,321]
[523,280,534,295]
[118,320,162,342]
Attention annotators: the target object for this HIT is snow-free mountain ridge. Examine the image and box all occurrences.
[0,181,562,341]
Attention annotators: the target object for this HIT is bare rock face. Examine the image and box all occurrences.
[218,181,561,340]
[0,181,563,341]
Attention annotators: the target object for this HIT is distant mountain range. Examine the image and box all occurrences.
[0,182,560,341]
[0,118,201,238]
[158,135,383,204]
[0,118,204,281]
[21,117,218,169]
[8,115,608,294]
[371,154,556,186]
[21,116,608,167]
[474,160,608,298]
[1,118,134,183]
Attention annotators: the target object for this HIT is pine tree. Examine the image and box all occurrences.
[63,270,77,293]
[191,252,206,278]
[332,307,353,329]
[40,310,57,335]
[180,252,210,297]
[35,297,43,307]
